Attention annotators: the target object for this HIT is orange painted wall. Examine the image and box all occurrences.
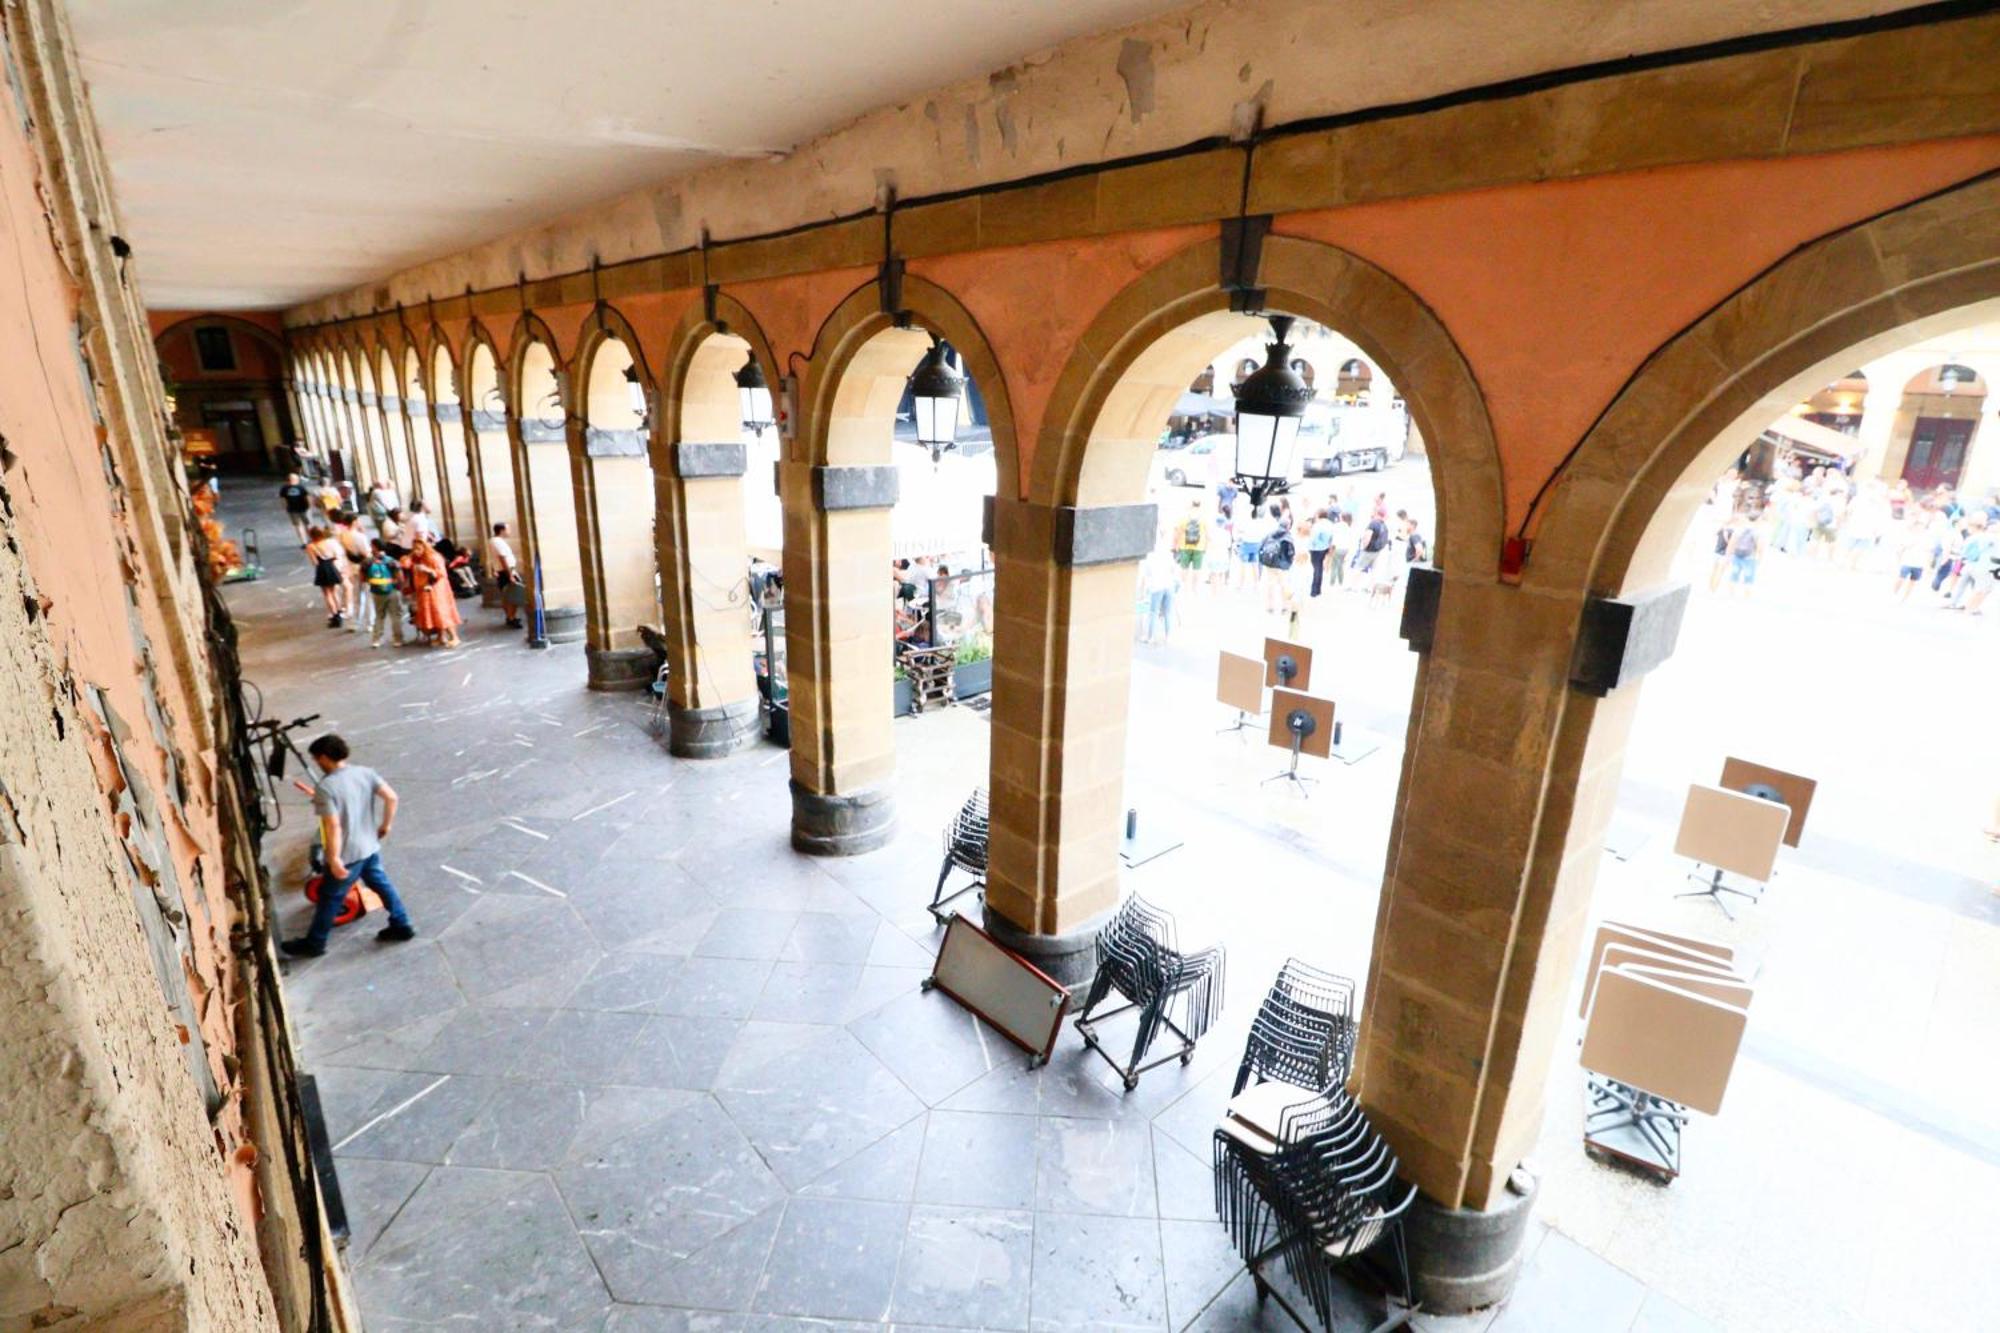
[2,86,257,1219]
[1277,136,2000,533]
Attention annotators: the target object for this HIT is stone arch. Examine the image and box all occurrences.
[1031,233,1502,572]
[334,339,384,487]
[422,329,475,543]
[802,274,1020,497]
[1532,174,2000,600]
[570,303,664,684]
[506,312,587,645]
[776,274,1020,852]
[647,293,785,752]
[460,322,518,560]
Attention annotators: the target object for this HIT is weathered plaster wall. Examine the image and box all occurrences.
[0,8,289,1330]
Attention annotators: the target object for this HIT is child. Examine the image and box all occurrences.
[363,540,408,647]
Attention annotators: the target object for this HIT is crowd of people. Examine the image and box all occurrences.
[1707,462,1999,614]
[892,553,994,650]
[283,473,471,647]
[1139,479,1429,644]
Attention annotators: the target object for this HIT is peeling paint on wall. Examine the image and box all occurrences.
[1115,38,1154,124]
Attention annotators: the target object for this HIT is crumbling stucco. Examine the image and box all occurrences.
[0,4,287,1329]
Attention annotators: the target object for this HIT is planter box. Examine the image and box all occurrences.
[953,658,993,699]
[893,676,913,717]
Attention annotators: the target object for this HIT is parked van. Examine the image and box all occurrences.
[1300,400,1408,476]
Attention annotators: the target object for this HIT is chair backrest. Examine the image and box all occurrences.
[1094,894,1184,993]
[943,788,990,869]
[1238,959,1358,1094]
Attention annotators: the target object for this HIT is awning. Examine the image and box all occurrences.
[1762,415,1859,461]
[1172,391,1232,420]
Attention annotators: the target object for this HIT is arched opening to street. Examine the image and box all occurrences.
[575,321,663,689]
[336,344,384,489]
[429,338,476,543]
[512,329,586,644]
[401,343,443,524]
[465,333,518,553]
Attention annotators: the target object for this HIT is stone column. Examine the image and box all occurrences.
[981,497,1155,983]
[578,428,661,690]
[656,442,761,755]
[1354,573,1684,1311]
[1854,385,1901,480]
[780,461,898,854]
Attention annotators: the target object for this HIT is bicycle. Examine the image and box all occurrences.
[243,703,321,830]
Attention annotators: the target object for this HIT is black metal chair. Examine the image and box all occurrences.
[930,788,989,924]
[1233,959,1358,1098]
[1074,895,1225,1090]
[1213,1085,1419,1333]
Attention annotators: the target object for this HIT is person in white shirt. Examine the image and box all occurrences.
[407,500,442,543]
[488,521,524,629]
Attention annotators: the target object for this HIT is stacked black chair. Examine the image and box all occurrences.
[928,788,989,923]
[1234,958,1358,1098]
[1213,1086,1419,1332]
[1074,895,1225,1090]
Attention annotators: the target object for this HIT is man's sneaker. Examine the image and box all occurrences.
[377,922,417,943]
[279,938,325,958]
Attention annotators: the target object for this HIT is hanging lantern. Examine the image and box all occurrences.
[621,363,648,422]
[735,351,773,435]
[907,337,965,464]
[1231,315,1313,506]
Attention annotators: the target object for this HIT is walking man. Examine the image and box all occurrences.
[282,734,416,957]
[278,472,313,546]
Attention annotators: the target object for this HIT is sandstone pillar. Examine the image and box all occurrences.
[981,497,1155,981]
[1355,573,1679,1309]
[578,435,661,690]
[780,460,897,854]
[656,442,761,754]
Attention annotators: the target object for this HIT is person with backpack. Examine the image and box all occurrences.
[362,539,409,648]
[1256,500,1297,614]
[1726,510,1763,594]
[1174,500,1207,594]
[1354,508,1392,575]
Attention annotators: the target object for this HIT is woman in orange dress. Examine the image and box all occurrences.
[403,538,462,648]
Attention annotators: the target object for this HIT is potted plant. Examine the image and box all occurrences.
[952,638,993,699]
[892,660,913,717]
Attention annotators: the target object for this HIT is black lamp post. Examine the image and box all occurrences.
[736,351,773,437]
[620,362,651,430]
[1231,315,1314,507]
[908,337,965,465]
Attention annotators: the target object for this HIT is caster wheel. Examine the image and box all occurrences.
[920,978,936,993]
[1180,1049,1195,1066]
[1123,1075,1139,1092]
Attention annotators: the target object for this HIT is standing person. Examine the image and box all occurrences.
[305,526,345,627]
[1256,501,1297,615]
[1708,508,1738,593]
[278,473,314,546]
[1236,500,1274,592]
[1307,508,1337,597]
[363,540,409,648]
[488,522,525,629]
[1366,514,1406,607]
[365,479,400,527]
[1174,500,1207,594]
[1892,512,1932,602]
[407,499,442,543]
[1725,510,1763,595]
[1141,543,1178,645]
[378,508,410,559]
[1354,506,1391,577]
[335,513,374,635]
[280,734,416,957]
[1400,511,1430,566]
[1326,509,1354,591]
[1947,512,1993,613]
[405,537,462,648]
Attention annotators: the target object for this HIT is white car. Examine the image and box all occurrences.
[1300,402,1407,477]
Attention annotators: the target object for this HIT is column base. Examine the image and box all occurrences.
[669,698,760,758]
[980,904,1115,988]
[541,604,586,645]
[586,646,658,691]
[1402,1169,1538,1315]
[789,780,895,856]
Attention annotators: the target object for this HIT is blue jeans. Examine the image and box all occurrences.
[306,852,411,947]
[1728,554,1758,584]
[1145,587,1175,640]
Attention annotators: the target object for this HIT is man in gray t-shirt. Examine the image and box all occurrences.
[281,733,416,957]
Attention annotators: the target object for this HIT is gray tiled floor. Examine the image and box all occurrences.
[225,487,1997,1331]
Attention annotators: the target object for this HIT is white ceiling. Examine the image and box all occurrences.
[67,0,1181,309]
